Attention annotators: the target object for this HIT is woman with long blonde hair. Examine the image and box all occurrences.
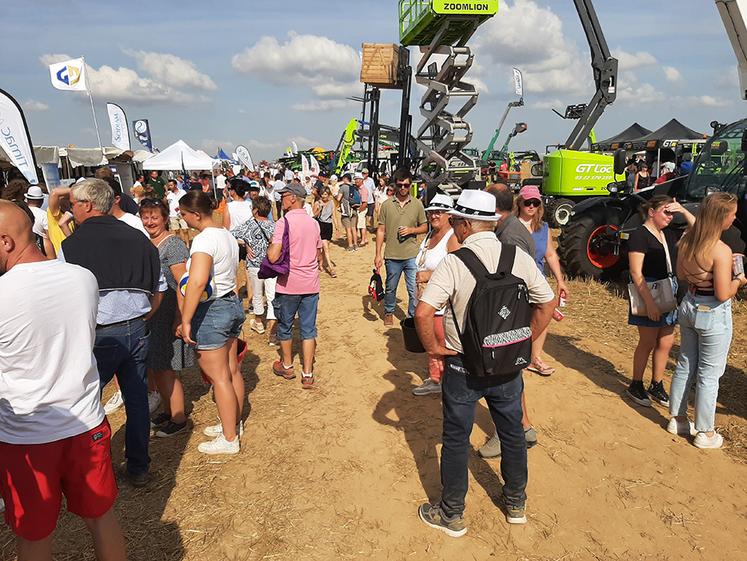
[668,192,746,448]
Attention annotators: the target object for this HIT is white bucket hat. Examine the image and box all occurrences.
[424,193,454,212]
[447,190,500,221]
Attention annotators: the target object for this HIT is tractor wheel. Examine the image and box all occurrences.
[558,206,625,280]
[530,162,543,177]
[548,198,575,227]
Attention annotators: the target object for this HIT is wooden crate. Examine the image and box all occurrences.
[360,43,401,88]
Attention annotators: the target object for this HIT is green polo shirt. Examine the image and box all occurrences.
[378,196,427,260]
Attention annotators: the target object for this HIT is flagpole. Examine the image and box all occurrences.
[82,57,104,158]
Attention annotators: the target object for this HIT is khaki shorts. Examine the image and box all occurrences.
[341,215,353,229]
[169,217,187,230]
[357,209,367,229]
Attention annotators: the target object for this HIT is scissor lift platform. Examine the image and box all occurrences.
[399,1,498,46]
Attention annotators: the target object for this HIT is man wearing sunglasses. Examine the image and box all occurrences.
[374,168,428,326]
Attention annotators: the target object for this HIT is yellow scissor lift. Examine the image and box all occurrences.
[400,0,498,195]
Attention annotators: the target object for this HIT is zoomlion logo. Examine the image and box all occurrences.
[56,64,82,87]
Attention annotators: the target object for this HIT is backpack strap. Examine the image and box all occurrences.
[452,247,490,280]
[495,243,517,278]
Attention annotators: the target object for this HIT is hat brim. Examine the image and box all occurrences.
[447,208,500,221]
[424,204,453,212]
[24,195,45,200]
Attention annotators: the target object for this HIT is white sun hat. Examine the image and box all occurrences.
[447,190,500,221]
[424,193,454,212]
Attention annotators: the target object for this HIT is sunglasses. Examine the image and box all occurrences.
[523,199,541,208]
[396,181,411,188]
[140,198,163,207]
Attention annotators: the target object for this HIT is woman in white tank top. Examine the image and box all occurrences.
[413,194,461,396]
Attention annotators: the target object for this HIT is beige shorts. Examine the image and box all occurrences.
[341,215,353,229]
[357,209,367,229]
[169,217,187,230]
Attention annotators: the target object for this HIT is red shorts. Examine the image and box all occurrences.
[0,419,118,541]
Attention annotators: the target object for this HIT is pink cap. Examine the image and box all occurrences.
[519,185,541,200]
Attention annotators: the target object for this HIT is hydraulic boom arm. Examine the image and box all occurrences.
[715,0,747,99]
[563,0,618,150]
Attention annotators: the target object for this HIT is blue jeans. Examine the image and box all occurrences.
[439,356,527,518]
[95,317,150,476]
[669,294,733,432]
[384,258,417,317]
[273,293,319,341]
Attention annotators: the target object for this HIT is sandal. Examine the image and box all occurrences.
[272,360,296,380]
[527,357,555,377]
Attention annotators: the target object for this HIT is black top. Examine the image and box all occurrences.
[627,226,678,280]
[62,215,160,293]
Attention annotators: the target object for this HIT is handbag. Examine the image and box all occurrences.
[628,228,677,316]
[258,217,289,279]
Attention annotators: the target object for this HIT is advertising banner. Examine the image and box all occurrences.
[48,57,87,91]
[106,103,130,151]
[0,88,38,184]
[132,118,153,152]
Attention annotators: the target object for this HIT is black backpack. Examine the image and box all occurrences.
[448,244,532,379]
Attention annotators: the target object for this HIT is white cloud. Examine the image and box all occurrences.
[311,81,363,98]
[199,139,236,154]
[39,53,211,104]
[291,99,357,112]
[22,99,49,112]
[474,0,589,97]
[663,66,683,82]
[232,32,360,85]
[688,95,730,107]
[123,50,217,90]
[612,49,657,71]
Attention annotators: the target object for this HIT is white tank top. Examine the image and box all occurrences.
[418,229,454,272]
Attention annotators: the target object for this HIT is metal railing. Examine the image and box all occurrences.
[399,0,431,41]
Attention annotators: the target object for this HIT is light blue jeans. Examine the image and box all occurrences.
[384,258,417,317]
[669,294,733,432]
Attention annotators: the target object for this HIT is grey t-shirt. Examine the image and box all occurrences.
[495,215,536,257]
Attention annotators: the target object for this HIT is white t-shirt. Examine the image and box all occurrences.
[273,180,285,202]
[0,260,104,444]
[166,189,187,218]
[29,205,49,239]
[364,177,375,204]
[216,174,227,192]
[189,227,239,298]
[117,211,149,237]
[227,199,254,230]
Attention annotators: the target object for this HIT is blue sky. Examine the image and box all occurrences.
[3,0,744,161]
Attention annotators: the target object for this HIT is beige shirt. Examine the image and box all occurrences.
[420,231,555,354]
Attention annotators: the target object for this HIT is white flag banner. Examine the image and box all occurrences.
[49,57,88,91]
[291,141,299,155]
[301,154,310,179]
[235,145,255,171]
[106,102,130,151]
[0,88,38,185]
[310,154,320,176]
[512,67,523,98]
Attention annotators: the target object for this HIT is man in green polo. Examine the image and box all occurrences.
[146,170,166,199]
[374,168,428,326]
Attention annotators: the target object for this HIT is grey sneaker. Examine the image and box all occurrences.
[412,378,442,396]
[418,503,467,538]
[478,434,502,458]
[524,426,538,449]
[504,501,527,524]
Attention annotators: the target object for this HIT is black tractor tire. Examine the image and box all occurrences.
[547,198,575,228]
[558,206,625,280]
[530,162,543,177]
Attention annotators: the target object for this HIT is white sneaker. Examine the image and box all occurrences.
[0,498,4,513]
[666,418,697,436]
[103,390,124,415]
[148,391,162,414]
[250,319,266,334]
[693,431,724,449]
[198,434,240,455]
[202,421,244,438]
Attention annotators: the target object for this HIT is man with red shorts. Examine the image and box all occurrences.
[0,200,125,561]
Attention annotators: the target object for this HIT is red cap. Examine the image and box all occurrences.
[518,185,541,200]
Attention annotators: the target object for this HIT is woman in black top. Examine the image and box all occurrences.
[633,162,654,191]
[626,195,695,407]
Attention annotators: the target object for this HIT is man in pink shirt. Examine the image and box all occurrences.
[267,182,322,388]
[354,172,370,246]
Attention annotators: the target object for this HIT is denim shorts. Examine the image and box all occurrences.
[191,294,245,350]
[273,293,319,341]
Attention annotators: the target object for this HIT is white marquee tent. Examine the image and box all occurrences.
[141,140,215,171]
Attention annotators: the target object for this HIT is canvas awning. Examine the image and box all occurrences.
[625,119,705,150]
[592,123,651,151]
[141,140,214,171]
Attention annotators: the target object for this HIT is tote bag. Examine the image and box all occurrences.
[628,229,677,316]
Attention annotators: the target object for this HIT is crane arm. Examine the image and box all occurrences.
[715,0,747,99]
[563,0,618,150]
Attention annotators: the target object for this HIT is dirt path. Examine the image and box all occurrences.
[3,240,746,561]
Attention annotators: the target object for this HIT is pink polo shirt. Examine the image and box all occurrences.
[273,209,322,294]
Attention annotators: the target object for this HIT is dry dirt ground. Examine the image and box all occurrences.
[2,237,746,561]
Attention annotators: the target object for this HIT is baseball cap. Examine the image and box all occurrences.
[518,185,542,200]
[24,186,45,200]
[361,168,369,174]
[354,172,364,180]
[277,182,307,198]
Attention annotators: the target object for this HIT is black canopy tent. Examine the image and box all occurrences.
[624,118,704,151]
[592,122,651,151]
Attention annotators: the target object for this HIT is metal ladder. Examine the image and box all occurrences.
[414,18,482,197]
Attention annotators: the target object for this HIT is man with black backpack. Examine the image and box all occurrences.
[335,173,358,251]
[414,190,555,536]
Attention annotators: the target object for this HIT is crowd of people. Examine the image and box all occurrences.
[0,159,745,556]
